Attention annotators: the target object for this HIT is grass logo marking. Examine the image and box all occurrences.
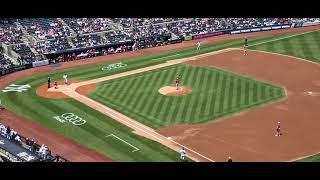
[53,113,86,126]
[2,84,31,93]
[106,134,139,152]
[101,62,127,71]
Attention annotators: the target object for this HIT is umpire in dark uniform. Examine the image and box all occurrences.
[245,38,248,46]
[48,77,51,89]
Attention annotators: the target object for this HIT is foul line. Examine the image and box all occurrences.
[106,134,139,152]
[248,29,320,48]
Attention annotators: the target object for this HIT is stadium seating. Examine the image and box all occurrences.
[0,19,23,45]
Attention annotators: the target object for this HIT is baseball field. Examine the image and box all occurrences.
[0,26,319,162]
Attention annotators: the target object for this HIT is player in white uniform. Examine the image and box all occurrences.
[197,41,201,51]
[63,74,68,85]
[180,147,186,161]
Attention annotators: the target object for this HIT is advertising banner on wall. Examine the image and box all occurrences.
[230,24,292,34]
[192,31,227,40]
[32,59,49,68]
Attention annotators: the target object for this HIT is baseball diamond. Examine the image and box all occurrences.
[0,18,320,162]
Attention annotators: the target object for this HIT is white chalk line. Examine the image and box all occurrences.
[287,151,320,162]
[248,29,320,48]
[106,134,139,152]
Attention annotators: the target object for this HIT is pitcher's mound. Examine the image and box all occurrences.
[158,86,192,96]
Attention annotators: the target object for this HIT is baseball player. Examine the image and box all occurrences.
[243,44,248,56]
[197,41,201,51]
[63,74,68,85]
[180,147,186,161]
[54,81,58,89]
[48,77,51,89]
[175,77,180,90]
[275,121,281,136]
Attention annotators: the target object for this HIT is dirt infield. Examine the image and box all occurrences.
[36,80,96,99]
[159,86,192,96]
[157,49,320,162]
[1,25,319,162]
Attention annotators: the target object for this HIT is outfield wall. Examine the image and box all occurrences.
[229,24,292,34]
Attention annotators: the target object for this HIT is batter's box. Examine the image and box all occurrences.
[105,134,139,152]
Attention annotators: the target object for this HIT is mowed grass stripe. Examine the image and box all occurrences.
[195,68,211,119]
[223,75,232,112]
[152,67,178,124]
[208,71,219,117]
[163,66,189,125]
[213,72,223,115]
[155,66,182,124]
[297,35,315,60]
[231,77,238,110]
[169,67,192,122]
[187,67,205,123]
[217,74,227,114]
[121,77,144,107]
[248,81,254,105]
[180,67,200,123]
[132,73,160,114]
[236,78,242,107]
[174,67,195,123]
[240,79,246,106]
[127,72,153,111]
[244,81,250,106]
[227,75,235,112]
[106,79,128,99]
[139,71,163,115]
[252,83,258,102]
[201,69,215,116]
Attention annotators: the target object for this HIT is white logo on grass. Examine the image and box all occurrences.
[53,113,86,126]
[2,84,31,93]
[102,62,127,71]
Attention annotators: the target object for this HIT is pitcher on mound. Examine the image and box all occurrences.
[175,77,180,90]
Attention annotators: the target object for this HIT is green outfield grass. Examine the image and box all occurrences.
[296,153,320,162]
[0,30,315,161]
[90,65,285,129]
[250,30,320,63]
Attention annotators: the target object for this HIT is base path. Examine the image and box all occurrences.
[48,48,236,162]
[158,49,320,162]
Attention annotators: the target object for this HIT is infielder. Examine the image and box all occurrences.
[243,44,248,56]
[275,121,281,136]
[243,38,248,56]
[175,77,180,90]
[180,147,186,161]
[197,41,201,51]
[63,74,68,85]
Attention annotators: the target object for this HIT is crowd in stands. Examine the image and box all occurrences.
[12,44,44,64]
[0,47,13,70]
[0,19,23,45]
[1,18,320,70]
[19,18,72,40]
[34,38,72,54]
[62,18,112,35]
[0,122,67,162]
[72,34,103,48]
